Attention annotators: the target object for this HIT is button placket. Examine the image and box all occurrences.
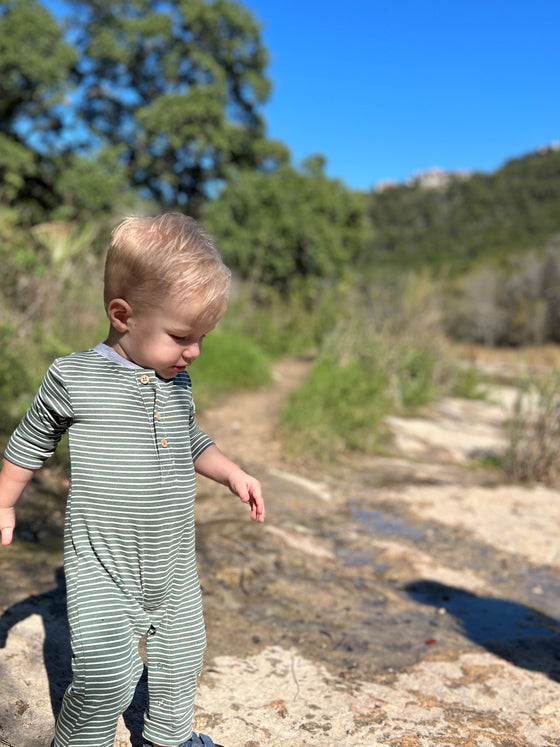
[152,382,174,476]
[154,406,169,452]
[137,372,163,457]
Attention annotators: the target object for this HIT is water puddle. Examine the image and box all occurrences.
[335,506,425,571]
[351,507,425,541]
[340,499,560,676]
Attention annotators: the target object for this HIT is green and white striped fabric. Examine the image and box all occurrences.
[4,347,213,746]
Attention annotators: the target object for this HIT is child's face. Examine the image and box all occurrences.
[116,295,220,379]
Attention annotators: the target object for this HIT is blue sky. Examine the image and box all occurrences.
[42,0,560,192]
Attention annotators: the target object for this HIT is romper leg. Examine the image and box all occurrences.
[54,609,144,747]
[142,600,207,746]
[54,562,146,747]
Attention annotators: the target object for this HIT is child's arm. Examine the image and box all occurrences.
[194,444,265,523]
[0,459,36,546]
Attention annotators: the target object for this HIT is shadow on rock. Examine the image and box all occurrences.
[0,566,71,717]
[0,566,147,746]
[405,580,560,682]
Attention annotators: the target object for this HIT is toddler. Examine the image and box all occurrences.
[0,213,265,747]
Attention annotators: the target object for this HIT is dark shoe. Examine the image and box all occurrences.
[184,735,225,747]
[144,734,224,747]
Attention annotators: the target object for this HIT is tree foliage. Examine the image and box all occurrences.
[205,156,368,292]
[367,149,560,273]
[66,0,287,212]
[0,0,287,221]
[0,0,77,216]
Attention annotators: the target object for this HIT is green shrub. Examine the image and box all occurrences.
[452,364,486,399]
[396,347,437,409]
[281,336,445,460]
[222,279,344,359]
[189,328,271,410]
[280,274,466,460]
[0,321,35,433]
[281,355,390,458]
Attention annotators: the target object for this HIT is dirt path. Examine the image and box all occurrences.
[1,358,560,746]
[195,356,313,471]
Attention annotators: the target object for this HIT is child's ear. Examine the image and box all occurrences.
[107,298,133,333]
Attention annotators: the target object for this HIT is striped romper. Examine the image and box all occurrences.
[4,345,214,747]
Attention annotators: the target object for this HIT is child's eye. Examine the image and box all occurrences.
[170,333,207,344]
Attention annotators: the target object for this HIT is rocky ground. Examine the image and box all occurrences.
[1,357,560,746]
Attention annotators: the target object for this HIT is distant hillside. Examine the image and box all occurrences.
[366,147,560,273]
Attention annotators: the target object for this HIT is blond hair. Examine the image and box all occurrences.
[104,213,231,318]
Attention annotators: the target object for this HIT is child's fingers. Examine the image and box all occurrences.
[232,473,265,522]
[0,508,15,546]
[248,486,265,522]
[1,526,13,546]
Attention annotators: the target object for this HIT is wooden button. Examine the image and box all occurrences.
[161,439,168,448]
[140,374,150,385]
[155,412,161,421]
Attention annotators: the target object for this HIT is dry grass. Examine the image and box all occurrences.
[503,372,560,486]
[460,343,560,370]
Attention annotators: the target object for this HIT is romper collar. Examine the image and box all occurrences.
[93,342,142,370]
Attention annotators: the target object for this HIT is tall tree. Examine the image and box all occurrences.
[0,0,77,216]
[205,157,368,293]
[67,0,287,212]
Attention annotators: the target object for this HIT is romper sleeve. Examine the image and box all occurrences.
[189,407,214,461]
[3,359,74,470]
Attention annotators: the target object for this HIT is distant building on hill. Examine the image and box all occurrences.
[374,168,472,193]
[538,142,560,154]
[408,167,472,189]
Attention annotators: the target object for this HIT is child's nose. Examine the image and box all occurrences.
[182,342,202,362]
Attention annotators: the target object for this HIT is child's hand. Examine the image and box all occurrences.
[0,461,35,545]
[227,468,265,523]
[0,507,15,546]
